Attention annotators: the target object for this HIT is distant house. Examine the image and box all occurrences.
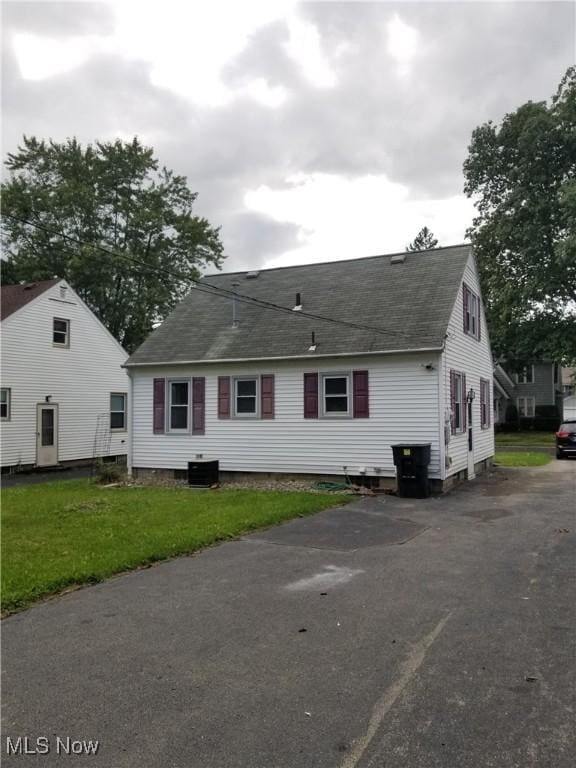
[125,245,494,491]
[493,362,564,425]
[1,279,129,471]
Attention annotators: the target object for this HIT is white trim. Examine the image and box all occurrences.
[110,392,128,432]
[0,387,11,421]
[517,396,535,418]
[123,346,444,368]
[494,364,515,391]
[321,372,351,418]
[516,365,535,385]
[167,378,191,433]
[233,376,259,418]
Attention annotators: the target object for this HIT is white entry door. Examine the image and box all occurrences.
[36,404,59,466]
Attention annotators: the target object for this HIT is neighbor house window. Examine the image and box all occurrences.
[1,388,11,421]
[234,377,258,417]
[53,318,70,346]
[110,393,127,431]
[517,397,535,418]
[463,285,481,340]
[168,379,190,431]
[480,378,491,429]
[451,371,465,434]
[322,374,350,416]
[516,366,534,384]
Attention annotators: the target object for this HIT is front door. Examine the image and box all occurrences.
[467,400,475,479]
[36,404,58,466]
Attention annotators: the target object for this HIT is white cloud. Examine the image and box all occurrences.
[13,32,104,80]
[245,172,476,268]
[285,13,337,88]
[386,13,419,74]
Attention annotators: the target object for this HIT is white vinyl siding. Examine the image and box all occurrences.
[1,282,128,467]
[443,255,495,477]
[131,353,443,479]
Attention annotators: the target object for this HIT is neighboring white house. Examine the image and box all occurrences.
[1,278,129,470]
[125,244,495,491]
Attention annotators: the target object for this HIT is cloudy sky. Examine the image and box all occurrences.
[2,0,575,272]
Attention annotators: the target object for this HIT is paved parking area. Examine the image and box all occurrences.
[2,461,575,767]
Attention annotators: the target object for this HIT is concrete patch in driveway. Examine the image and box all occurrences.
[247,503,427,551]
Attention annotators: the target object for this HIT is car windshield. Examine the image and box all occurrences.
[560,423,576,431]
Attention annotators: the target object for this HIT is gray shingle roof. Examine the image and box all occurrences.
[126,244,472,366]
[1,278,60,321]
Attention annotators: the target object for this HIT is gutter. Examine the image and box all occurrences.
[122,346,445,368]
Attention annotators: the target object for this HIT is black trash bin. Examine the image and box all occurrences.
[391,443,431,498]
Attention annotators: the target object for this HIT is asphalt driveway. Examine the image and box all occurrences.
[2,461,575,767]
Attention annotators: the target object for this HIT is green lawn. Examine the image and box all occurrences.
[1,480,346,613]
[493,451,552,467]
[495,431,555,446]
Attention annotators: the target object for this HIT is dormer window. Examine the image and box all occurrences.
[53,318,70,347]
[463,284,481,340]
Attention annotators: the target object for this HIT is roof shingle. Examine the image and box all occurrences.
[126,245,472,366]
[1,279,60,321]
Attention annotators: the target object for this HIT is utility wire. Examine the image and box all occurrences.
[2,212,421,341]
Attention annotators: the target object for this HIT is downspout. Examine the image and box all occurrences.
[437,338,447,482]
[127,369,134,477]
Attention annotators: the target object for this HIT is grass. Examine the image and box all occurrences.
[493,451,552,468]
[1,480,346,614]
[495,431,555,446]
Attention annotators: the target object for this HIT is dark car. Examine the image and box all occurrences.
[556,421,576,459]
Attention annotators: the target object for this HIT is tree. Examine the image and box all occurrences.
[1,136,224,351]
[406,226,439,252]
[464,66,576,365]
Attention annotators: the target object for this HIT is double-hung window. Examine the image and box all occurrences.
[234,377,258,417]
[110,393,127,431]
[517,396,535,418]
[322,374,350,416]
[480,378,491,429]
[168,380,190,431]
[1,388,11,420]
[463,285,481,340]
[452,371,465,433]
[516,366,534,384]
[53,318,70,346]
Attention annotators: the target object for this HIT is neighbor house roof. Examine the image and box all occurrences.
[126,244,472,366]
[1,279,61,321]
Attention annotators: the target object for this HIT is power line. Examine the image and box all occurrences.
[2,212,419,340]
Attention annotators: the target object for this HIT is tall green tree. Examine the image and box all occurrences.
[1,136,224,351]
[406,226,439,252]
[464,66,576,364]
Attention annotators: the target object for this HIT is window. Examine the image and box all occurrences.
[53,318,70,346]
[480,378,491,429]
[234,377,258,417]
[1,388,11,420]
[463,285,481,340]
[168,380,190,431]
[516,366,534,384]
[322,374,350,416]
[451,371,465,433]
[517,397,535,418]
[110,393,127,431]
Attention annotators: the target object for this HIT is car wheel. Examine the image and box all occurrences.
[556,450,564,460]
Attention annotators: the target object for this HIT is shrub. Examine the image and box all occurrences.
[504,403,519,431]
[94,460,126,484]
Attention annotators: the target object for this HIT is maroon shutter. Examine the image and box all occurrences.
[192,377,205,434]
[462,373,467,431]
[261,374,275,419]
[463,285,469,333]
[153,378,165,434]
[353,370,369,418]
[478,301,482,341]
[218,376,230,419]
[303,372,319,418]
[486,381,490,427]
[449,370,455,434]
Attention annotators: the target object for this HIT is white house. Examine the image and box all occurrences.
[1,279,129,471]
[125,245,494,491]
